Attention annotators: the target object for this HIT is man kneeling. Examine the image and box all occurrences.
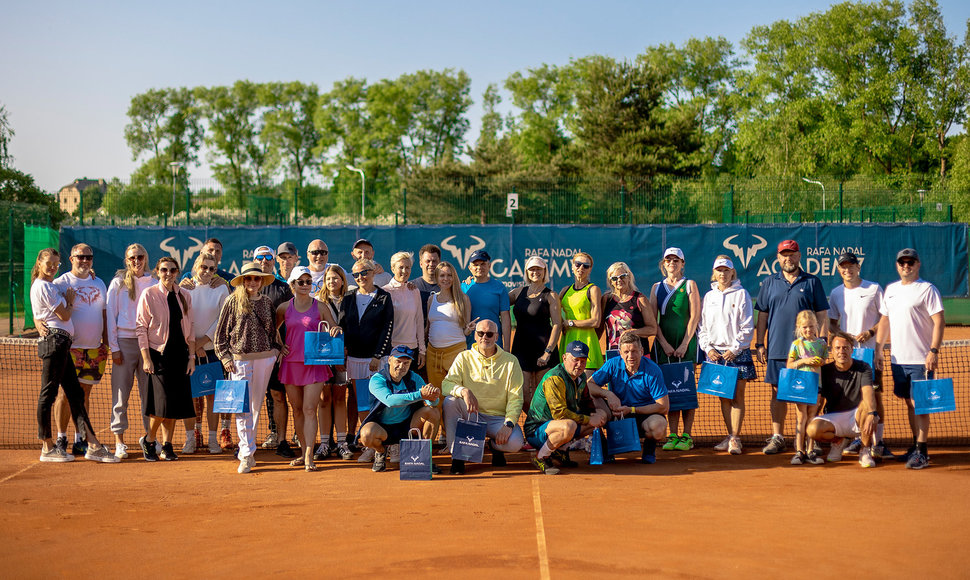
[525,341,609,475]
[360,346,441,473]
[806,331,880,468]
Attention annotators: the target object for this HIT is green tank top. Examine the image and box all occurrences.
[652,278,697,365]
[560,283,604,368]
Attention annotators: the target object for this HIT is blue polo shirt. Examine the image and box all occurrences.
[755,270,829,360]
[461,278,509,347]
[590,356,668,407]
[369,370,426,424]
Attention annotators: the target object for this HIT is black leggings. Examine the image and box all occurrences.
[37,333,95,441]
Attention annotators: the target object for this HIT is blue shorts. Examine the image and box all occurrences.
[891,364,932,399]
[702,348,758,381]
[526,419,584,450]
[765,359,787,385]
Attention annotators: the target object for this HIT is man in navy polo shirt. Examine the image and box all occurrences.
[754,239,829,455]
[587,331,669,463]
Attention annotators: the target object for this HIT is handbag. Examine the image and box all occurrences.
[304,321,345,365]
[190,360,224,398]
[913,376,956,415]
[212,379,250,413]
[776,368,820,404]
[852,347,875,370]
[660,361,697,411]
[589,427,604,465]
[399,429,433,481]
[697,362,739,399]
[605,416,641,455]
[451,412,487,463]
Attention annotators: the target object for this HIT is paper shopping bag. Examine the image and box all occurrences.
[697,362,739,399]
[304,321,345,365]
[451,412,487,463]
[212,380,250,413]
[777,368,819,404]
[660,361,698,411]
[913,377,956,415]
[190,361,223,398]
[605,416,640,455]
[399,429,433,481]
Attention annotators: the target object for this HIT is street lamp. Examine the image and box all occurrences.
[346,164,365,222]
[801,177,825,211]
[169,161,184,217]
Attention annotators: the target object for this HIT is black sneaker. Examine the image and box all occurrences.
[449,459,466,475]
[531,455,561,475]
[551,449,578,468]
[641,439,657,464]
[140,436,158,462]
[898,445,916,463]
[276,440,296,459]
[372,449,387,472]
[71,440,88,456]
[160,442,178,461]
[55,436,68,454]
[431,462,441,475]
[491,449,507,467]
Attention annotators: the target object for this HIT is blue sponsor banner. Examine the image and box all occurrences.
[60,223,968,297]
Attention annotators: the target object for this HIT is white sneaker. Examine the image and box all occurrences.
[182,438,196,454]
[262,432,279,449]
[208,439,222,454]
[714,436,731,452]
[114,443,129,459]
[827,438,847,462]
[40,447,74,462]
[859,446,876,468]
[336,441,354,460]
[237,454,255,474]
[388,444,400,463]
[728,437,743,455]
[357,447,376,463]
[85,445,121,463]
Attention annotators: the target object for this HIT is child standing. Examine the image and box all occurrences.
[787,310,826,465]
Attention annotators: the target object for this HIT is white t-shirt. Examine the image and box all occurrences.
[355,288,376,321]
[880,279,944,365]
[30,278,73,336]
[186,283,230,348]
[53,272,107,349]
[829,280,883,349]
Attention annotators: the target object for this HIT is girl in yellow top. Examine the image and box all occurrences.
[787,310,827,465]
[559,252,603,375]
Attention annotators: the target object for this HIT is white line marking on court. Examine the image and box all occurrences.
[0,462,38,485]
[532,478,551,580]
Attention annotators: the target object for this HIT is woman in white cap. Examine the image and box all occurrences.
[696,255,755,455]
[214,262,281,474]
[600,261,655,354]
[510,255,562,414]
[650,247,700,452]
[558,251,603,377]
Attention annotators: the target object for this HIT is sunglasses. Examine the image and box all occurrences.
[254,255,274,261]
[898,259,917,267]
[352,269,373,279]
[72,255,94,261]
[127,255,146,262]
[293,279,313,287]
[573,262,591,269]
[309,250,329,256]
[243,276,263,283]
[197,265,216,272]
[610,273,629,282]
[158,267,178,274]
[475,330,496,338]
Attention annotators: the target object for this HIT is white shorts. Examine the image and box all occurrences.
[811,408,860,438]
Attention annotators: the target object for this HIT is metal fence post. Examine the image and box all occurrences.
[186,186,191,227]
[293,186,298,226]
[620,185,626,225]
[838,182,843,223]
[402,187,407,225]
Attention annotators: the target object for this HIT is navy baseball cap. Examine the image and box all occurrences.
[837,251,859,265]
[389,345,415,360]
[565,340,589,359]
[469,249,491,263]
[896,248,919,262]
[277,242,298,256]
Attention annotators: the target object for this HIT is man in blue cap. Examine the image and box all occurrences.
[525,340,609,475]
[461,249,511,350]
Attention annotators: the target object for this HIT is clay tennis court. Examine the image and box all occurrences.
[1,327,968,578]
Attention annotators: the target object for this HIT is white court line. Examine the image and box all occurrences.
[532,478,551,580]
[0,462,39,485]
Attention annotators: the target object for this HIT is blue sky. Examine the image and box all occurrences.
[3,0,969,192]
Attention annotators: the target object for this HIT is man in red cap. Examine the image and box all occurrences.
[754,239,829,455]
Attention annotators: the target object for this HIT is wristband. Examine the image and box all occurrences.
[630,406,636,415]
[755,343,764,349]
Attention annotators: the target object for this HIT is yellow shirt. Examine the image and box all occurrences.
[443,344,523,423]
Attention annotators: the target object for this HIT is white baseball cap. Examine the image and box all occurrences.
[287,266,313,284]
[713,257,734,270]
[663,247,685,260]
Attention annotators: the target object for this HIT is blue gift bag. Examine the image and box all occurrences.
[190,361,223,398]
[777,368,820,404]
[212,380,250,413]
[913,377,956,415]
[605,416,641,455]
[697,362,739,399]
[589,427,604,465]
[355,379,373,413]
[451,412,487,463]
[304,322,345,365]
[400,429,433,481]
[852,347,875,369]
[660,362,698,411]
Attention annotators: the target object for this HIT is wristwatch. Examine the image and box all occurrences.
[504,420,515,429]
[543,347,554,354]
[930,348,939,354]
[568,320,575,328]
[755,343,764,349]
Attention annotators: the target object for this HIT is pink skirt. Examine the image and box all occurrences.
[278,360,332,387]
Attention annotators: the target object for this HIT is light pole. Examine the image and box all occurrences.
[169,161,184,217]
[801,177,825,211]
[346,164,365,222]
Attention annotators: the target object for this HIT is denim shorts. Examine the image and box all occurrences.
[891,364,932,399]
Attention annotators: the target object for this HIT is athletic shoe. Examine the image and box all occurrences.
[490,449,507,467]
[641,439,657,464]
[858,447,876,468]
[208,439,222,454]
[790,451,807,465]
[449,459,466,475]
[906,450,929,470]
[662,434,680,451]
[39,447,74,463]
[388,444,400,464]
[182,437,196,455]
[313,443,328,461]
[155,441,163,456]
[275,440,296,459]
[531,455,560,475]
[873,441,895,460]
[898,446,916,463]
[237,454,255,474]
[674,434,694,451]
[806,450,825,465]
[714,437,731,452]
[844,438,863,454]
[85,445,121,463]
[357,447,375,463]
[55,436,68,454]
[826,437,846,462]
[551,449,579,468]
[372,450,387,472]
[160,442,179,461]
[522,442,535,451]
[262,431,279,449]
[728,437,743,455]
[763,435,786,455]
[431,462,441,475]
[336,441,354,461]
[71,440,88,456]
[219,428,234,450]
[114,443,129,460]
[139,436,158,462]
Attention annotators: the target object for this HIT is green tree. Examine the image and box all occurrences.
[196,81,263,207]
[0,167,67,224]
[124,88,203,185]
[261,81,325,189]
[0,102,14,169]
[504,64,576,169]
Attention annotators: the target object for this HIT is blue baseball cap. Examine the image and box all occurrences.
[565,340,589,359]
[469,249,491,263]
[389,345,416,360]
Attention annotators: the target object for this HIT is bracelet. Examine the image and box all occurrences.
[630,406,636,415]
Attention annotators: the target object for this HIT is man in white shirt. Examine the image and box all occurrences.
[52,243,108,456]
[827,251,891,459]
[307,239,346,295]
[876,248,945,470]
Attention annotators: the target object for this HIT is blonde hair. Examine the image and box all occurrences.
[435,261,469,328]
[193,252,218,277]
[317,264,348,302]
[231,284,253,318]
[794,310,818,339]
[710,254,737,283]
[115,243,149,301]
[30,248,59,285]
[390,251,413,268]
[606,262,638,292]
[573,251,593,268]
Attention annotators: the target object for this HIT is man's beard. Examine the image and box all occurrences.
[781,262,799,274]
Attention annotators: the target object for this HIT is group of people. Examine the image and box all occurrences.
[30,234,946,474]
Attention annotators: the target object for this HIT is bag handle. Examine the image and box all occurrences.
[316,320,331,332]
[463,410,480,423]
[408,428,422,440]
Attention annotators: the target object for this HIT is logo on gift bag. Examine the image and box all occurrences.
[224,390,235,403]
[929,389,941,401]
[411,455,420,462]
[712,375,723,386]
[792,379,805,391]
[201,374,214,388]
